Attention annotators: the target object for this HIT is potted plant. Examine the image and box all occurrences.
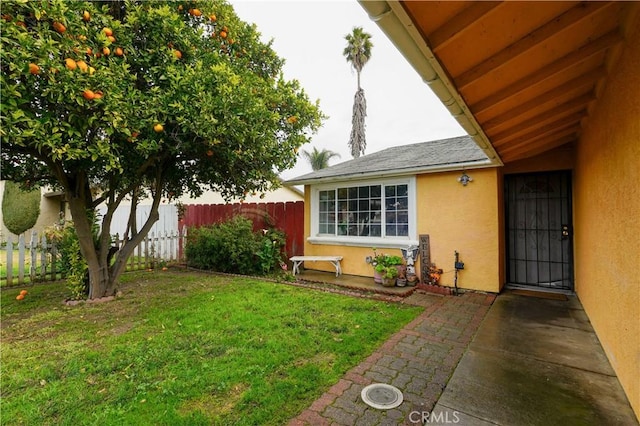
[381,265,398,287]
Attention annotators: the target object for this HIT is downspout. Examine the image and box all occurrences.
[358,0,504,166]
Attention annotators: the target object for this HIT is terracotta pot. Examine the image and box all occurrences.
[373,269,383,284]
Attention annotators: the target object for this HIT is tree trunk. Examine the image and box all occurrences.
[66,195,113,299]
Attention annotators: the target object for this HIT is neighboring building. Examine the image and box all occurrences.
[287,1,639,419]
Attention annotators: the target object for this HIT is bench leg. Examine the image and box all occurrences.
[292,261,302,275]
[330,261,342,277]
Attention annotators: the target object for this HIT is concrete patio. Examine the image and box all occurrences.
[289,273,638,425]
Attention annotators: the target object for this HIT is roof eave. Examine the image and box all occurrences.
[357,0,503,167]
[284,159,495,186]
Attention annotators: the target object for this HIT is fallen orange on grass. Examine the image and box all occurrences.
[20,290,28,296]
[16,294,25,300]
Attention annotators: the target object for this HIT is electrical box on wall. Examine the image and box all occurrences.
[455,261,465,270]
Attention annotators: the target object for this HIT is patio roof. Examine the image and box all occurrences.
[358,1,639,164]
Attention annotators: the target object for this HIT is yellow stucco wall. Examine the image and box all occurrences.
[416,168,501,293]
[573,23,640,417]
[301,167,502,293]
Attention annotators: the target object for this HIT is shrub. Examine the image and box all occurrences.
[186,216,286,276]
[2,181,40,235]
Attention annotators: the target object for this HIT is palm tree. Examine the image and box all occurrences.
[343,27,373,158]
[301,147,341,171]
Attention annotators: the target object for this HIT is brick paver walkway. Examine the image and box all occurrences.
[288,290,496,426]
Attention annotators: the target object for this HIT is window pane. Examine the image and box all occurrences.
[348,187,358,198]
[385,186,396,197]
[397,185,408,197]
[359,199,369,210]
[371,185,381,197]
[359,186,369,198]
[338,188,348,199]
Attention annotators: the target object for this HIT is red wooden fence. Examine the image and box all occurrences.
[180,201,305,258]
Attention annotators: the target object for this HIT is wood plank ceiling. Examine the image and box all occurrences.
[400,1,637,163]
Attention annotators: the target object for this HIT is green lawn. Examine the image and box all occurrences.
[1,270,422,425]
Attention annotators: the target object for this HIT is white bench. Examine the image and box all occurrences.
[290,256,343,277]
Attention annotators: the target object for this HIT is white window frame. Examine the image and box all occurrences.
[308,177,418,248]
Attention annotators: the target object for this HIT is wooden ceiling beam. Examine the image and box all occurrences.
[497,124,580,154]
[490,113,584,151]
[501,134,576,162]
[492,110,585,147]
[486,92,594,136]
[482,67,605,133]
[471,31,622,114]
[456,2,613,89]
[429,2,502,53]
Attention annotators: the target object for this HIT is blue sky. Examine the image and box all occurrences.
[229,0,465,179]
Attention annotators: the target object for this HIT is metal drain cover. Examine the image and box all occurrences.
[361,383,403,409]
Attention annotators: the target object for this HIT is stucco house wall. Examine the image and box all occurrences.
[573,23,640,416]
[416,168,502,293]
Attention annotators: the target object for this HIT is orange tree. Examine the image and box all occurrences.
[1,0,323,299]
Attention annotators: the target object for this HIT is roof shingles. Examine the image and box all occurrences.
[286,135,491,185]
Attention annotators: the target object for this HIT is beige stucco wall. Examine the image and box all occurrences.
[573,22,640,418]
[301,167,502,293]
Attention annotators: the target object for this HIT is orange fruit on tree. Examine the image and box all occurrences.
[178,5,183,11]
[209,14,217,22]
[219,30,227,39]
[76,60,88,72]
[206,150,214,156]
[153,123,164,133]
[189,8,202,17]
[77,34,87,41]
[114,47,124,56]
[82,89,96,100]
[102,47,110,56]
[53,21,66,33]
[107,35,116,43]
[102,27,113,37]
[16,294,24,301]
[29,63,40,75]
[93,91,103,99]
[86,47,93,55]
[65,58,77,70]
[173,49,182,59]
[82,10,91,21]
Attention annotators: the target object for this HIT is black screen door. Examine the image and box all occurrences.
[505,171,573,290]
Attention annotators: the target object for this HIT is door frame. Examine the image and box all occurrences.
[504,170,575,292]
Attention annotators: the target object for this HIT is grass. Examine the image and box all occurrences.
[1,270,422,425]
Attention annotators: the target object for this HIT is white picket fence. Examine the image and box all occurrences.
[1,228,187,286]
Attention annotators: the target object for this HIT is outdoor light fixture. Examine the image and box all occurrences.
[457,171,473,186]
